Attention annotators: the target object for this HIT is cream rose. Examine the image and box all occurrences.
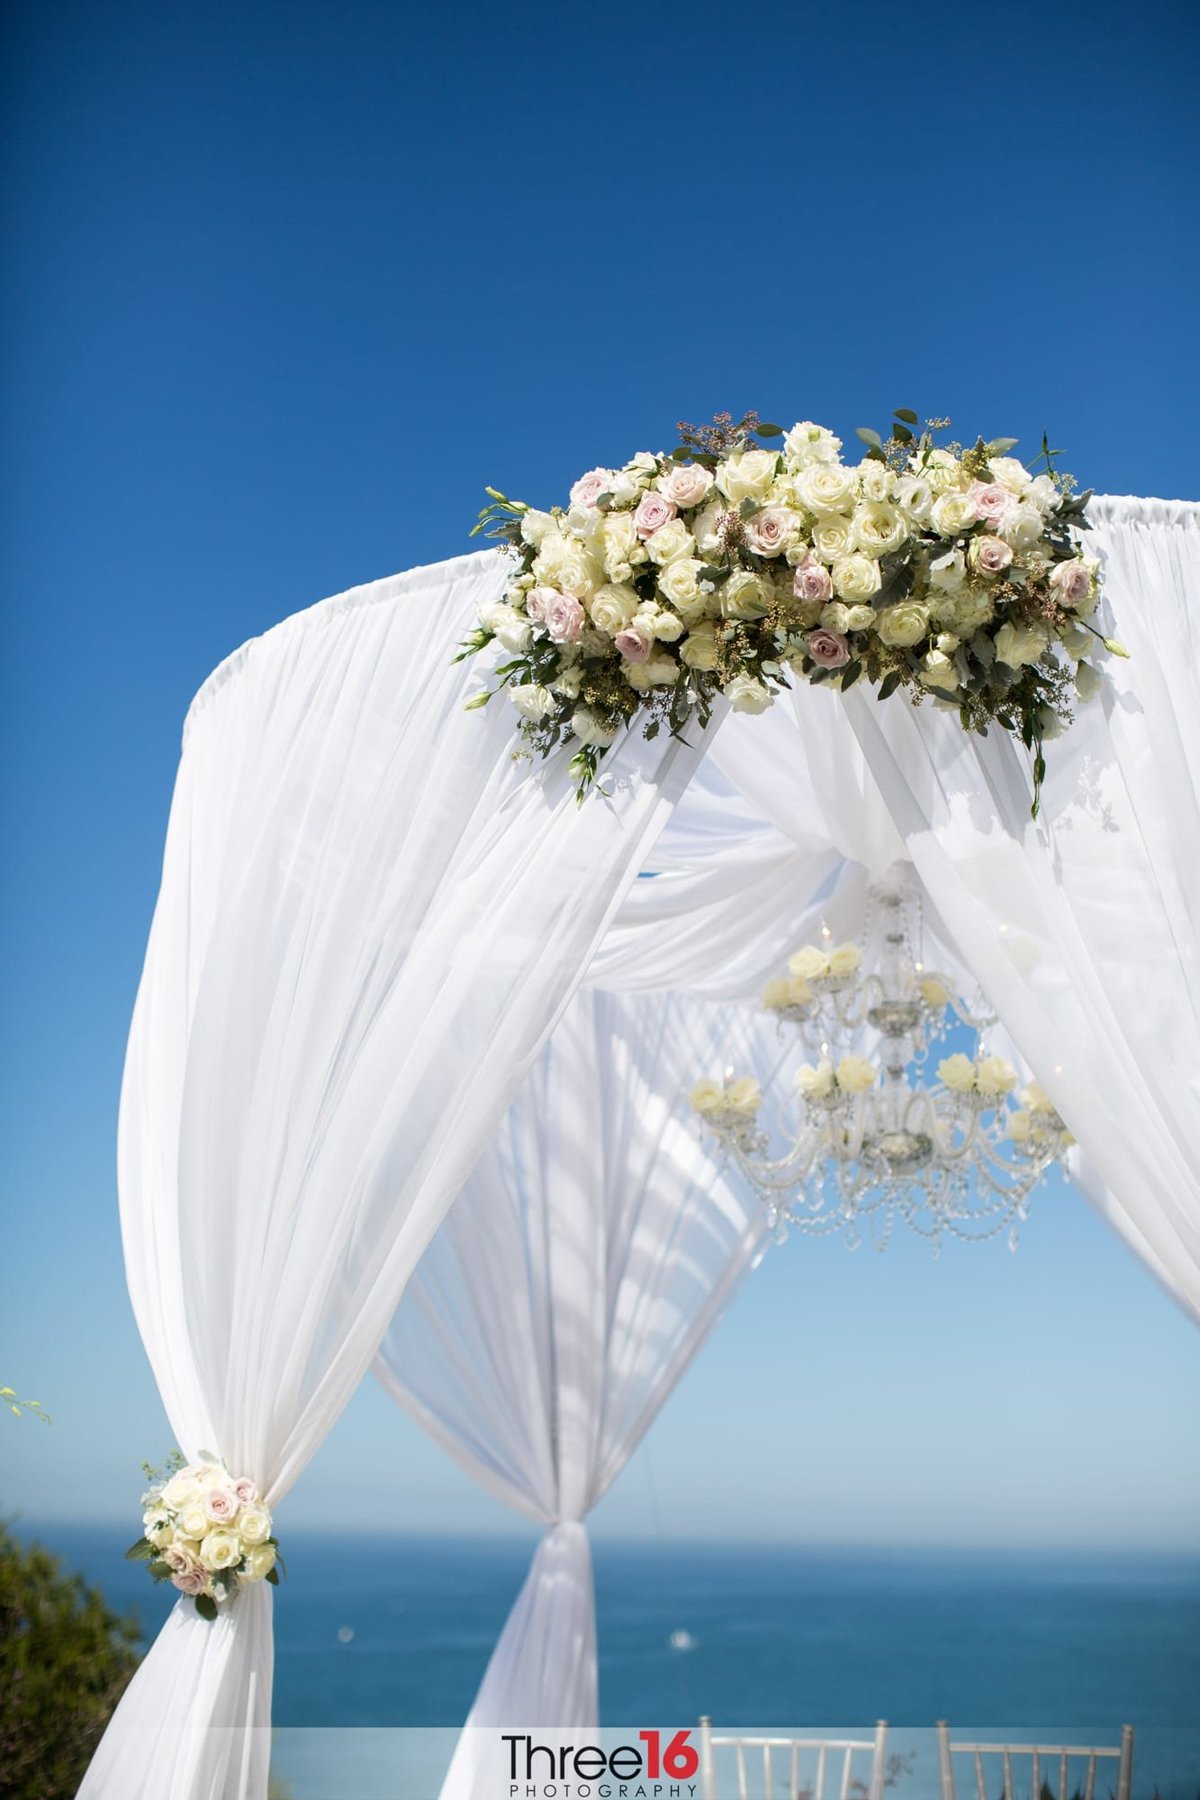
[994,621,1049,668]
[930,491,979,537]
[237,1506,272,1548]
[811,515,855,562]
[725,1076,762,1117]
[796,1060,835,1101]
[832,553,883,602]
[788,945,828,980]
[975,1055,1018,1098]
[716,449,779,504]
[656,557,709,622]
[852,502,906,559]
[242,1544,277,1584]
[679,624,720,670]
[797,462,856,515]
[588,582,640,635]
[691,500,731,556]
[178,1502,209,1540]
[835,1054,875,1094]
[624,652,680,691]
[987,456,1031,495]
[721,571,773,620]
[511,683,556,722]
[875,601,930,648]
[725,673,774,714]
[689,1078,726,1115]
[938,1052,977,1093]
[644,519,695,565]
[919,650,960,694]
[827,944,862,978]
[598,513,642,580]
[198,1529,241,1573]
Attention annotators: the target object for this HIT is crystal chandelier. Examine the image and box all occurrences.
[689,877,1072,1253]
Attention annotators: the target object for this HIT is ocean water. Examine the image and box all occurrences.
[32,1528,1200,1797]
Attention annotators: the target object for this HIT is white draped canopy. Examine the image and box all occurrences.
[80,495,1200,1799]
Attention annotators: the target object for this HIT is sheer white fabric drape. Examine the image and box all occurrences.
[375,987,769,1797]
[80,551,716,1800]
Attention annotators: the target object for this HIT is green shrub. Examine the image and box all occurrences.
[0,1524,141,1800]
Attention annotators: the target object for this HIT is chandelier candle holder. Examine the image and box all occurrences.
[689,880,1072,1253]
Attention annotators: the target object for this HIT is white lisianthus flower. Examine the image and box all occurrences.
[691,500,730,556]
[987,456,1031,495]
[832,553,883,602]
[510,683,556,722]
[928,547,967,593]
[716,448,779,504]
[1026,474,1060,513]
[1058,621,1093,661]
[644,519,695,565]
[975,1055,1018,1098]
[725,673,774,714]
[198,1529,242,1573]
[852,502,906,558]
[679,624,720,670]
[931,491,979,536]
[938,1052,977,1093]
[721,571,773,620]
[520,508,554,547]
[242,1543,277,1583]
[796,1060,836,1101]
[797,462,857,515]
[875,601,930,648]
[553,667,583,700]
[857,461,894,504]
[588,583,640,636]
[481,601,534,654]
[237,1506,272,1548]
[1075,660,1102,700]
[997,501,1043,551]
[893,474,934,523]
[570,707,617,748]
[783,421,842,467]
[835,1054,875,1094]
[919,650,960,694]
[994,621,1050,669]
[624,652,679,691]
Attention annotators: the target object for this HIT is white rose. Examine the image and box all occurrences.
[811,515,855,562]
[931,491,978,536]
[788,945,828,980]
[783,421,842,467]
[997,501,1043,551]
[797,463,856,515]
[237,1506,272,1548]
[624,652,679,691]
[657,557,709,622]
[721,571,773,620]
[197,1529,241,1573]
[987,456,1030,495]
[852,502,906,559]
[820,601,851,633]
[919,649,960,694]
[827,944,862,978]
[242,1543,277,1583]
[689,1078,726,1115]
[161,1471,202,1509]
[716,449,779,504]
[975,1055,1018,1098]
[647,606,684,643]
[570,707,617,747]
[923,449,964,493]
[833,553,883,602]
[178,1502,209,1540]
[691,500,730,556]
[1026,474,1060,513]
[857,461,894,504]
[644,519,695,565]
[844,604,876,631]
[994,621,1049,668]
[589,583,640,635]
[553,666,583,699]
[796,1060,835,1101]
[511,683,556,722]
[725,673,774,714]
[598,513,642,580]
[835,1054,875,1094]
[679,624,720,670]
[481,601,534,654]
[660,463,714,509]
[938,1052,977,1093]
[725,1076,762,1117]
[520,509,554,547]
[875,601,930,647]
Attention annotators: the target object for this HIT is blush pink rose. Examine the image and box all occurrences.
[569,468,612,510]
[972,534,1014,576]
[162,1544,198,1575]
[614,623,654,662]
[633,492,677,539]
[543,591,585,644]
[745,507,793,556]
[232,1478,258,1505]
[1049,559,1092,604]
[525,586,558,623]
[204,1486,240,1523]
[661,464,713,509]
[171,1565,211,1597]
[807,628,851,668]
[968,481,1017,529]
[793,558,834,604]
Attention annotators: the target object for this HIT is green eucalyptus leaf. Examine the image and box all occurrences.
[755,422,783,437]
[877,670,902,701]
[855,427,885,451]
[893,408,919,425]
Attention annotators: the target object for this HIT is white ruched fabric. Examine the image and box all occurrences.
[87,496,1199,1797]
[375,987,769,1798]
[80,552,716,1800]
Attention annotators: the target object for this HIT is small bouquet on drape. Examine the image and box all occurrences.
[126,1453,281,1620]
[465,411,1126,812]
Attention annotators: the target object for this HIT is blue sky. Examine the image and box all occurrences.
[2,0,1198,1551]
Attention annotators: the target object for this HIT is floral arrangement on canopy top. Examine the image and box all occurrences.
[463,411,1126,812]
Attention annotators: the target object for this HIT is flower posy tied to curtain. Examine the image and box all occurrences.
[463,410,1127,813]
[127,1453,281,1621]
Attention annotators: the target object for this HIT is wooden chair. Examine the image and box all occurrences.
[935,1720,1133,1800]
[698,1718,889,1800]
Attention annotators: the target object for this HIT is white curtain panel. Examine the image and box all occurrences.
[80,551,717,1800]
[834,496,1200,1317]
[375,986,769,1797]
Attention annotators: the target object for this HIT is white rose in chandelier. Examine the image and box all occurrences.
[796,1060,836,1101]
[827,943,863,979]
[726,1076,762,1117]
[937,1052,977,1093]
[716,448,780,504]
[975,1055,1018,1098]
[918,975,950,1010]
[688,1078,726,1116]
[788,945,829,981]
[835,1055,876,1094]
